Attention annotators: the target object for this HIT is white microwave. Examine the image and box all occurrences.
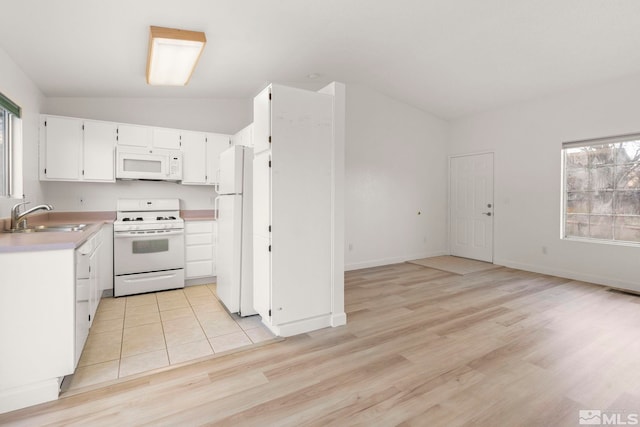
[116,147,183,181]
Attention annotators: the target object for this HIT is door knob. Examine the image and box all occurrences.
[482,212,492,216]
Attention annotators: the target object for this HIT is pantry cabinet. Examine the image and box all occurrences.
[185,220,217,278]
[252,84,336,336]
[40,116,115,182]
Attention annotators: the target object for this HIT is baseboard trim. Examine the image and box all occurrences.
[345,251,448,272]
[263,314,335,337]
[185,276,216,287]
[331,312,347,327]
[0,378,60,415]
[494,257,640,294]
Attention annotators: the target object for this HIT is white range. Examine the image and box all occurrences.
[113,198,185,297]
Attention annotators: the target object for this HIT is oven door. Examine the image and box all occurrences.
[114,229,185,275]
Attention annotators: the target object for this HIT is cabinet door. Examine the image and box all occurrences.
[252,152,271,319]
[43,116,82,180]
[253,87,271,154]
[88,247,99,327]
[117,124,151,148]
[83,121,116,182]
[206,133,231,185]
[270,84,334,325]
[153,128,181,150]
[232,123,254,147]
[181,131,207,184]
[211,222,217,276]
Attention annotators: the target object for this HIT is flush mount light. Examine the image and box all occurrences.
[146,26,206,86]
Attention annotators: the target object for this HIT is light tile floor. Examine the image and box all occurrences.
[65,284,274,391]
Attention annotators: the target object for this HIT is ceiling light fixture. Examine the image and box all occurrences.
[146,26,206,86]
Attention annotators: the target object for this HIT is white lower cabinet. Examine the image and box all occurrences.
[75,228,103,367]
[185,221,217,279]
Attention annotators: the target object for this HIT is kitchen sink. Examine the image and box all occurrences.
[3,224,87,233]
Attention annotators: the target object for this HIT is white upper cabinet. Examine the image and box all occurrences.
[181,132,230,186]
[116,123,151,148]
[181,131,207,184]
[153,128,181,150]
[41,116,82,180]
[40,114,234,185]
[40,116,115,182]
[231,123,254,147]
[83,121,116,182]
[253,87,271,154]
[206,133,231,186]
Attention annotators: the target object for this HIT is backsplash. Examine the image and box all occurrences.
[40,180,217,211]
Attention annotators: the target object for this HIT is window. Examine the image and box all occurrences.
[563,134,640,244]
[0,91,21,197]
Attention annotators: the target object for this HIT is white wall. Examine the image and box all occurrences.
[0,46,45,216]
[345,85,449,270]
[450,73,640,292]
[40,97,252,211]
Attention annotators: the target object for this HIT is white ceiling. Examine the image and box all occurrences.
[2,0,640,119]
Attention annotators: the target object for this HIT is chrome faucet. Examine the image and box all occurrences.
[10,201,54,230]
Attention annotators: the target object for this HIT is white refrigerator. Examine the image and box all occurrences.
[215,145,256,316]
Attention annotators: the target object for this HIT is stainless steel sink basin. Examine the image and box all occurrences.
[3,224,87,233]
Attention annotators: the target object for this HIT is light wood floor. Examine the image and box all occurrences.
[3,263,640,426]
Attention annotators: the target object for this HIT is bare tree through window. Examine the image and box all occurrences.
[564,138,640,243]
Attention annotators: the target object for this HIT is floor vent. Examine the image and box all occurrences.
[607,288,640,297]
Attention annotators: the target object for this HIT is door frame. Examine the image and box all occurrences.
[448,151,495,263]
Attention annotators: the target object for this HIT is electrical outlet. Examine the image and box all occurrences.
[348,243,353,251]
[542,246,548,255]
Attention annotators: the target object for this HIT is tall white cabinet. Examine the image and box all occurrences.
[252,83,346,337]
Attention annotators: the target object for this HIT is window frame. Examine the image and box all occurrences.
[561,133,640,246]
[0,91,21,198]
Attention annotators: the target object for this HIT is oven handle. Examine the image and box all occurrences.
[114,230,185,238]
[120,272,180,283]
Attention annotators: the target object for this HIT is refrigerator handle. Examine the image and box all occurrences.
[214,196,220,220]
[214,168,221,194]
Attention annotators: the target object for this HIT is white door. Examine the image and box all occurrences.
[215,194,243,313]
[450,153,494,262]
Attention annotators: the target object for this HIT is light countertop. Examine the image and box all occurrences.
[0,211,115,254]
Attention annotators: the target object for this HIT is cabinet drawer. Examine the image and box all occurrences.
[185,233,213,245]
[186,260,214,278]
[185,221,214,233]
[186,244,213,262]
